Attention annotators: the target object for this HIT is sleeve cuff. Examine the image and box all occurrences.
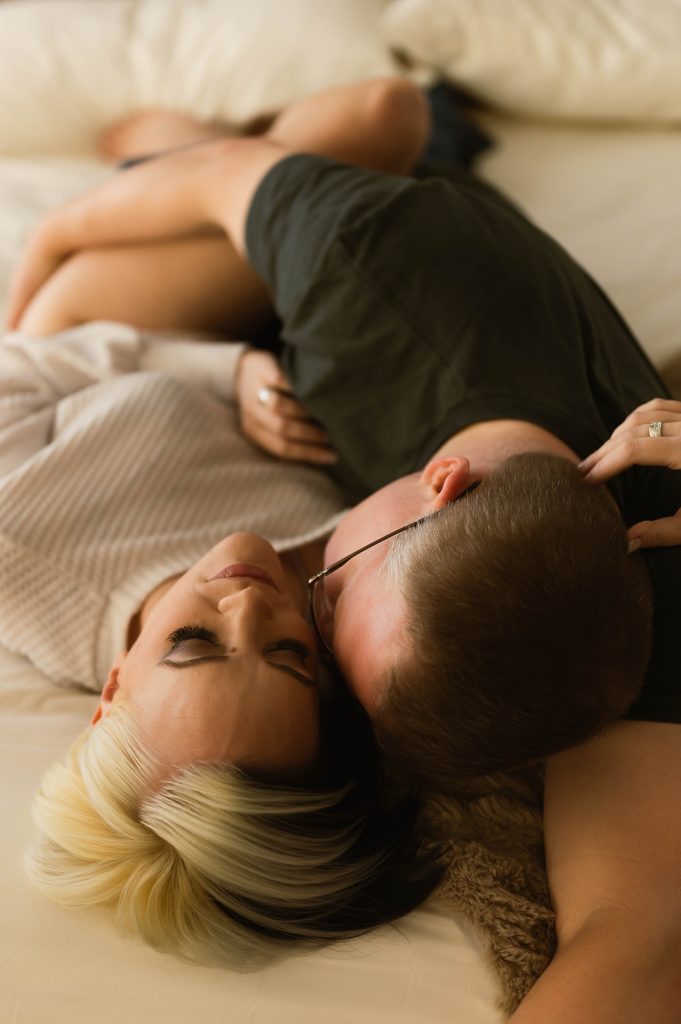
[139,337,246,402]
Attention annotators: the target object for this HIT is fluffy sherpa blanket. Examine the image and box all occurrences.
[428,766,555,1017]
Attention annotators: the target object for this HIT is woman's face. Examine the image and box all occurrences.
[92,534,321,781]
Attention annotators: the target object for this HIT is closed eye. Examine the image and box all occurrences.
[265,638,316,686]
[266,638,312,665]
[168,625,219,645]
[159,627,316,685]
[161,624,224,665]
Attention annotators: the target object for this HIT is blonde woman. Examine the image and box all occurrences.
[4,322,439,966]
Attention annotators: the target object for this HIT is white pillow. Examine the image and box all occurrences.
[0,0,401,156]
[381,0,681,124]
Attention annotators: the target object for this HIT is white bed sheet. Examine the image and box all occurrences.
[0,648,500,1024]
[2,114,681,1023]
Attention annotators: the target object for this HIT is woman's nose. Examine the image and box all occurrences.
[216,585,275,624]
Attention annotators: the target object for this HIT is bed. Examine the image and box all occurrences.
[1,2,680,1021]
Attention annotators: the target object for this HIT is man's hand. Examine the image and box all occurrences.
[235,349,337,465]
[579,398,681,550]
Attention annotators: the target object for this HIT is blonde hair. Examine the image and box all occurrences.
[27,700,439,965]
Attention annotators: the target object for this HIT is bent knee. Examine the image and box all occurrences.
[363,78,430,171]
[17,259,89,337]
[364,78,428,122]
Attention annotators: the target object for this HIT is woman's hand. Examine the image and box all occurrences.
[579,398,681,550]
[235,349,337,465]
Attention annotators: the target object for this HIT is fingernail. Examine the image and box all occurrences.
[627,538,642,554]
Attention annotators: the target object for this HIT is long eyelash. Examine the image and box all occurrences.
[271,638,312,661]
[168,624,217,644]
[166,629,310,662]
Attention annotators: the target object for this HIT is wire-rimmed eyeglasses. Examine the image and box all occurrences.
[307,480,480,655]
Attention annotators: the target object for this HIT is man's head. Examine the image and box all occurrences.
[324,452,652,786]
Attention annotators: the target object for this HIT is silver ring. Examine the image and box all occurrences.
[257,386,272,406]
[648,420,663,437]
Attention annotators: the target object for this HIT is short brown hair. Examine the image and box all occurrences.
[375,453,653,788]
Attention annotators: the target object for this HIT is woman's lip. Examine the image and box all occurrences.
[208,563,279,591]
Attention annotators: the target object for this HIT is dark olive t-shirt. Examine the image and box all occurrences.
[246,153,681,723]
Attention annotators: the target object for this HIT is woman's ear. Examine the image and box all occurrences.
[90,652,126,726]
[421,456,471,509]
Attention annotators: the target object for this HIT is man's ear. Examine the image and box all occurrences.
[90,651,126,726]
[421,456,471,509]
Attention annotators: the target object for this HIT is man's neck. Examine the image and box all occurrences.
[432,419,580,477]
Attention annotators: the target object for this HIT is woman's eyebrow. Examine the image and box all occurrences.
[160,656,316,687]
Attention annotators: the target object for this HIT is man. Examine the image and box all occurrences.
[7,78,681,1022]
[233,122,681,1024]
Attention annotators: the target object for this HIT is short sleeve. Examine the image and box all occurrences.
[245,153,409,320]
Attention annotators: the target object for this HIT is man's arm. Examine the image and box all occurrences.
[510,721,681,1023]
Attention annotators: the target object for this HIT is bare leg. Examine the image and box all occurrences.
[19,78,429,336]
[99,110,277,163]
[99,111,231,162]
[19,236,272,338]
[97,74,427,168]
[268,77,429,172]
[203,77,431,258]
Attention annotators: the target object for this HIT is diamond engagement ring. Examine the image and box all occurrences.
[257,386,272,406]
[648,420,663,437]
